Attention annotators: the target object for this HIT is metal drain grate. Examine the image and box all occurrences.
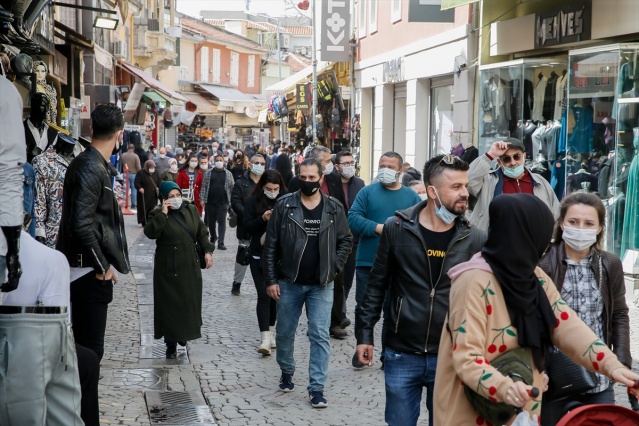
[146,391,215,425]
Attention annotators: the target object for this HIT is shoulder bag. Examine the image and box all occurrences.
[170,211,207,269]
[236,243,251,266]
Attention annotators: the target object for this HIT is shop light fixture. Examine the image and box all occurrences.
[94,16,118,30]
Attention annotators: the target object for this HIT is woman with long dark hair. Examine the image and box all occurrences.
[539,192,631,424]
[274,151,293,186]
[176,153,204,214]
[230,149,249,181]
[243,169,287,355]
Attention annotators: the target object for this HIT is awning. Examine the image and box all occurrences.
[197,84,263,108]
[54,21,93,51]
[94,43,113,71]
[265,61,331,95]
[180,92,218,114]
[118,61,188,103]
[441,0,479,10]
[142,91,167,104]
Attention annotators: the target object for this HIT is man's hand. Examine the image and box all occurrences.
[205,253,213,269]
[487,141,511,159]
[375,224,384,235]
[266,284,280,300]
[356,344,374,367]
[139,188,144,194]
[96,267,117,283]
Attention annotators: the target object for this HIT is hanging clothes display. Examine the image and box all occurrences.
[553,71,568,121]
[612,62,633,119]
[550,158,566,200]
[531,123,547,159]
[567,105,594,154]
[532,74,548,121]
[621,129,639,258]
[543,71,559,120]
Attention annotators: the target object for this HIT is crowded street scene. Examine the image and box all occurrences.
[4,0,639,425]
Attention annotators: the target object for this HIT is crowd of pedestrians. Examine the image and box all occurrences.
[2,96,639,425]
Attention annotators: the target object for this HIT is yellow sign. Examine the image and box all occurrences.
[200,129,213,139]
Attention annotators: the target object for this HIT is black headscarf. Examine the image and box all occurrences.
[481,194,556,371]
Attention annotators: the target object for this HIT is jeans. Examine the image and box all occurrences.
[276,279,333,392]
[249,258,276,332]
[354,266,372,336]
[540,384,615,425]
[205,203,228,245]
[384,347,437,426]
[128,172,137,207]
[233,239,250,283]
[70,273,114,361]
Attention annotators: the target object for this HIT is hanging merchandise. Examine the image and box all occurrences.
[163,106,174,128]
[317,78,335,104]
[343,117,351,139]
[296,109,305,128]
[272,95,288,118]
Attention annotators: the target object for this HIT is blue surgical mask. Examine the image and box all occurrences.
[502,163,525,178]
[431,187,457,225]
[378,168,399,185]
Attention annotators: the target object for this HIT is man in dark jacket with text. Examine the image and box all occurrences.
[356,155,486,426]
[264,159,352,409]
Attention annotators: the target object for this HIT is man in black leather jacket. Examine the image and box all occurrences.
[356,155,486,426]
[57,105,130,361]
[264,159,352,408]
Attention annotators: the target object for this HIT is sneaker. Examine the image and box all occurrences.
[330,326,347,339]
[279,372,295,392]
[309,391,328,408]
[352,352,365,369]
[339,317,351,328]
[166,345,177,359]
[231,282,241,295]
[218,243,227,250]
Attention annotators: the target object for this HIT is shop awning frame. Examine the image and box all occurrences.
[180,92,218,115]
[118,61,188,103]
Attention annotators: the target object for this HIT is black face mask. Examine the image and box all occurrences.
[299,179,321,196]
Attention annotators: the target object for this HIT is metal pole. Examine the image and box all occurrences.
[276,17,284,144]
[311,0,317,146]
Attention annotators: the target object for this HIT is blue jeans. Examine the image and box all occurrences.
[276,279,333,392]
[354,266,372,336]
[384,347,437,426]
[128,172,137,206]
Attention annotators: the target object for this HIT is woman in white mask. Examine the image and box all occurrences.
[538,192,631,425]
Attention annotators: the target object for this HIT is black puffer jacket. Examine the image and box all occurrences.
[263,191,352,286]
[539,242,632,368]
[57,146,130,274]
[230,171,258,239]
[357,201,486,353]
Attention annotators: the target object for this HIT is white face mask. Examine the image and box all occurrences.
[170,165,178,173]
[159,154,166,159]
[264,189,279,199]
[148,168,155,174]
[340,165,355,179]
[378,168,399,185]
[324,162,334,175]
[252,163,265,176]
[178,160,186,165]
[562,226,598,252]
[169,197,182,209]
[189,161,198,169]
[215,161,224,170]
[200,164,208,171]
[419,193,428,201]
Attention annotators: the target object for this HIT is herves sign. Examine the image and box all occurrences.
[320,0,350,62]
[535,0,591,48]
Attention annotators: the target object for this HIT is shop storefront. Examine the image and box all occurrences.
[479,0,639,261]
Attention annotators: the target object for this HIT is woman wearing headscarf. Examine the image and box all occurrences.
[538,192,631,424]
[433,194,639,425]
[160,157,179,182]
[243,170,287,355]
[134,160,161,226]
[144,181,214,358]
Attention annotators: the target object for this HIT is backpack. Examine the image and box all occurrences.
[272,95,288,117]
[317,79,334,103]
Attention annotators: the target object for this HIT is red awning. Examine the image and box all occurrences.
[118,61,188,103]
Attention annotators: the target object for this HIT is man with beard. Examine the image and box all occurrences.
[355,155,486,426]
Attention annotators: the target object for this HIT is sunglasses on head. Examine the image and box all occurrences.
[499,153,523,163]
[438,154,462,165]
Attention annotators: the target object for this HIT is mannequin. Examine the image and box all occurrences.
[10,52,32,105]
[32,133,75,247]
[24,92,58,163]
[33,60,57,124]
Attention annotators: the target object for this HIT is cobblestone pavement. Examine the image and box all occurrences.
[97,214,639,425]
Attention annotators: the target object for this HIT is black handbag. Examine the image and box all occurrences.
[545,347,598,401]
[236,244,251,266]
[171,212,207,269]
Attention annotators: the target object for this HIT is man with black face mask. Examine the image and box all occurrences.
[57,105,130,361]
[24,92,59,163]
[263,159,352,408]
[356,155,486,426]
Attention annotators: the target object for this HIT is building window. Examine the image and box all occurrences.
[369,0,378,34]
[200,46,209,82]
[391,0,402,23]
[358,0,366,38]
[230,51,239,86]
[212,48,221,83]
[430,83,454,157]
[247,55,255,88]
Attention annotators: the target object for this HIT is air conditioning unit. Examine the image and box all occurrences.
[113,40,126,58]
[280,33,291,49]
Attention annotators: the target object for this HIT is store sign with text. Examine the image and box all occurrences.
[296,84,310,110]
[383,58,405,83]
[320,0,350,62]
[535,0,591,48]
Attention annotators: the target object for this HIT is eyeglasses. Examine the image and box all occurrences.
[499,153,523,163]
[438,155,461,165]
[252,162,266,166]
[339,161,355,166]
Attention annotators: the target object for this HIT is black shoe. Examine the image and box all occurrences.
[218,243,227,250]
[339,317,351,329]
[166,345,177,359]
[279,372,295,392]
[309,391,328,408]
[178,341,187,346]
[330,326,347,339]
[231,282,241,295]
[352,352,365,369]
